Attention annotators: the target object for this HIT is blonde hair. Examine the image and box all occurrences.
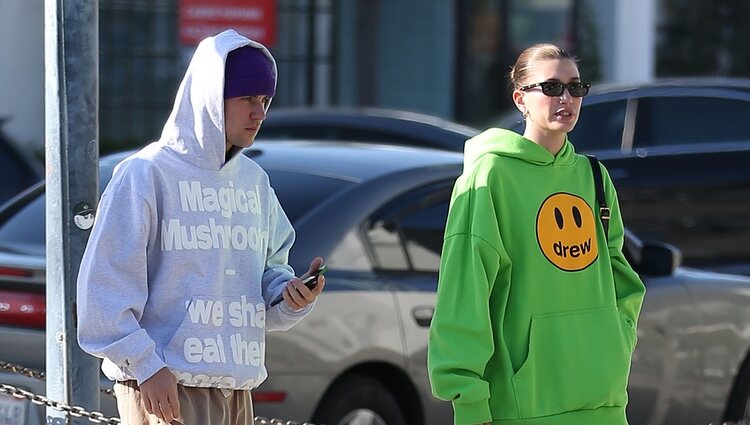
[509,44,578,88]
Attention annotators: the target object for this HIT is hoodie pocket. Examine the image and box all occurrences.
[162,295,268,389]
[511,307,631,419]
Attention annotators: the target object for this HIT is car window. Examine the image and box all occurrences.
[364,182,452,272]
[327,228,373,271]
[264,169,355,223]
[568,99,627,152]
[0,138,41,203]
[0,192,45,255]
[635,96,750,147]
[0,168,354,256]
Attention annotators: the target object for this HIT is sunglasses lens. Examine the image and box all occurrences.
[569,83,589,97]
[540,82,564,96]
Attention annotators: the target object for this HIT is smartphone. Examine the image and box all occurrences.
[300,264,327,289]
[269,265,327,307]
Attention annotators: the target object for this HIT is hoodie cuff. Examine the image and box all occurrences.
[453,399,492,425]
[130,349,167,385]
[279,299,314,317]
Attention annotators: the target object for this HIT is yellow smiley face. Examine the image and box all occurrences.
[536,193,598,271]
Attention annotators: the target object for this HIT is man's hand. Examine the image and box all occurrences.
[139,367,180,423]
[282,257,326,310]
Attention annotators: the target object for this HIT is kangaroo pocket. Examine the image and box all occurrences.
[511,307,631,419]
[162,295,268,390]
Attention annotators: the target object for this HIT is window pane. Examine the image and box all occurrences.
[399,202,449,272]
[265,170,354,223]
[569,100,627,152]
[367,220,409,271]
[0,194,46,256]
[328,229,372,271]
[366,183,452,272]
[635,96,750,147]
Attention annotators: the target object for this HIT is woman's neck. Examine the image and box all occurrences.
[522,127,566,156]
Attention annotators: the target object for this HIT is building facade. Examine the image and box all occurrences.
[1,0,655,153]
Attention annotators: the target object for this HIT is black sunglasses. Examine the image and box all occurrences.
[519,81,591,97]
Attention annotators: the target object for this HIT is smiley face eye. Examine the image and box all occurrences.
[572,206,583,228]
[554,207,564,230]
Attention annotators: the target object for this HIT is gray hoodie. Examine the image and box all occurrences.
[77,30,311,391]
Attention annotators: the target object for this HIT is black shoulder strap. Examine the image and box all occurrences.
[585,154,610,239]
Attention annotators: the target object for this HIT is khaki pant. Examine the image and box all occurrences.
[114,380,254,425]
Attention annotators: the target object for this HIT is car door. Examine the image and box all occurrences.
[625,270,703,425]
[356,181,454,425]
[605,88,750,275]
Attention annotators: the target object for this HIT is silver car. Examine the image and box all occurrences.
[1,141,750,425]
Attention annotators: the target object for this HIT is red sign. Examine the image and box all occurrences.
[179,0,277,46]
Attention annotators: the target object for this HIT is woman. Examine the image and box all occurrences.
[427,44,645,425]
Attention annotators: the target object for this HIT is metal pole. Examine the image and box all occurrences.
[44,0,100,423]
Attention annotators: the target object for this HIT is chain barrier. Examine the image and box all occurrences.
[0,382,120,424]
[1,361,319,425]
[4,355,750,425]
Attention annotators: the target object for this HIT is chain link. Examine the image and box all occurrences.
[1,360,114,399]
[1,360,321,425]
[0,360,46,380]
[0,383,121,424]
[1,381,319,425]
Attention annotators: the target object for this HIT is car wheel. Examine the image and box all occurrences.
[313,375,407,425]
[725,361,750,421]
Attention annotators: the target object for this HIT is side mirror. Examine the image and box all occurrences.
[639,242,682,277]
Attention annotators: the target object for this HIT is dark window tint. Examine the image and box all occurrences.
[400,202,449,270]
[635,96,750,147]
[265,169,354,223]
[0,192,46,256]
[0,136,41,203]
[569,99,627,152]
[0,168,353,255]
[365,183,451,272]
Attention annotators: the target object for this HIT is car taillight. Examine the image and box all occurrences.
[0,267,34,278]
[253,391,287,403]
[0,289,45,329]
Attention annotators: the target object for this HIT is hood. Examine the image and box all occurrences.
[464,128,577,168]
[158,30,278,170]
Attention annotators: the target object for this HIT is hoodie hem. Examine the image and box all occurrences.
[493,406,626,425]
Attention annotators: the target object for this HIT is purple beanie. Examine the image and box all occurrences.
[224,46,276,99]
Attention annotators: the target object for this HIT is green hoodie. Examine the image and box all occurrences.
[428,129,645,425]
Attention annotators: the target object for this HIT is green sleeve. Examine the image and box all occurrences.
[428,174,504,425]
[602,165,646,332]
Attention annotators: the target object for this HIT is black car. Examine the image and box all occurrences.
[262,85,750,276]
[499,77,750,275]
[260,107,479,151]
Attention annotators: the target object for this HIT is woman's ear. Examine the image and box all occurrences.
[512,89,526,116]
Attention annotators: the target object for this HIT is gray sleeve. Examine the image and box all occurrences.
[76,183,166,384]
[261,189,314,331]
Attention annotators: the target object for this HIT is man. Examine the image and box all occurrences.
[77,29,324,424]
